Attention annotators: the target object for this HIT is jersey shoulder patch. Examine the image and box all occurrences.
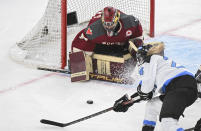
[86,28,93,35]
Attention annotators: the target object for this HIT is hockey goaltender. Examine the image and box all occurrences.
[69,6,144,84]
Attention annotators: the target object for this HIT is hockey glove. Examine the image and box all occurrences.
[113,94,134,112]
[195,67,201,98]
[195,66,201,83]
[137,84,153,101]
[198,83,201,98]
[194,118,201,131]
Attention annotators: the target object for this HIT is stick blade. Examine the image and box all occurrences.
[40,119,65,127]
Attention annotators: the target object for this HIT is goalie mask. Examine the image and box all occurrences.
[136,42,165,65]
[102,6,120,37]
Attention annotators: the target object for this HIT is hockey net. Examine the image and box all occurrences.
[9,0,155,69]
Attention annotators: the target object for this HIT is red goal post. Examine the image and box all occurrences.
[10,0,155,70]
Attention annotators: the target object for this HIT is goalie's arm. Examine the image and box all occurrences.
[71,29,96,54]
[128,38,143,58]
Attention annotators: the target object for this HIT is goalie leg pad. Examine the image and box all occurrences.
[69,51,93,82]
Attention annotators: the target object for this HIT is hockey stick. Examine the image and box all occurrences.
[40,98,141,127]
[184,127,194,131]
[40,107,113,127]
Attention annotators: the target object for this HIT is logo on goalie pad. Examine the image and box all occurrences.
[90,74,123,83]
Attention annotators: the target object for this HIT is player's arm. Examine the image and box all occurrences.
[123,16,143,56]
[71,29,95,56]
[135,55,159,100]
[130,16,143,38]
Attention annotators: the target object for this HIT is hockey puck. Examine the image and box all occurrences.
[87,100,93,104]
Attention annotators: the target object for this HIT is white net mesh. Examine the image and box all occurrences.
[10,0,62,68]
[10,0,153,69]
[69,0,151,33]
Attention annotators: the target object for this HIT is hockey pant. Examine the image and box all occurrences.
[143,76,197,131]
[143,93,194,131]
[160,75,198,121]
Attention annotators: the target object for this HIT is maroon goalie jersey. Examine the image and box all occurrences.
[71,11,143,52]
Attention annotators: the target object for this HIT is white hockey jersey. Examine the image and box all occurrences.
[134,55,194,96]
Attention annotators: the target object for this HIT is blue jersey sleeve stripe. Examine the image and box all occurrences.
[163,56,168,60]
[171,61,176,67]
[177,128,184,131]
[162,71,194,93]
[139,80,142,85]
[143,120,156,126]
[139,67,144,75]
[176,66,185,68]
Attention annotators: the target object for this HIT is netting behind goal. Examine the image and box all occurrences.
[10,0,154,69]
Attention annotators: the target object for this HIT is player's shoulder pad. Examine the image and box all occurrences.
[150,54,164,63]
[120,13,140,29]
[84,19,105,40]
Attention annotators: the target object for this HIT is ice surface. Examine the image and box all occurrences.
[0,0,201,131]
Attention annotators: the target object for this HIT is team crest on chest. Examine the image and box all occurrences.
[126,30,132,37]
[86,28,92,35]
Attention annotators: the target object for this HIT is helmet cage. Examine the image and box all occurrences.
[136,45,152,65]
[102,8,120,36]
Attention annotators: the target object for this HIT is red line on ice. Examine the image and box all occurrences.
[0,73,56,94]
[159,18,201,41]
[161,18,201,34]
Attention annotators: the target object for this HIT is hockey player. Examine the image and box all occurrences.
[113,42,198,131]
[71,6,143,55]
[69,6,143,82]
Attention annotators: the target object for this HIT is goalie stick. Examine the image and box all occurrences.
[40,97,141,127]
[37,67,70,74]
